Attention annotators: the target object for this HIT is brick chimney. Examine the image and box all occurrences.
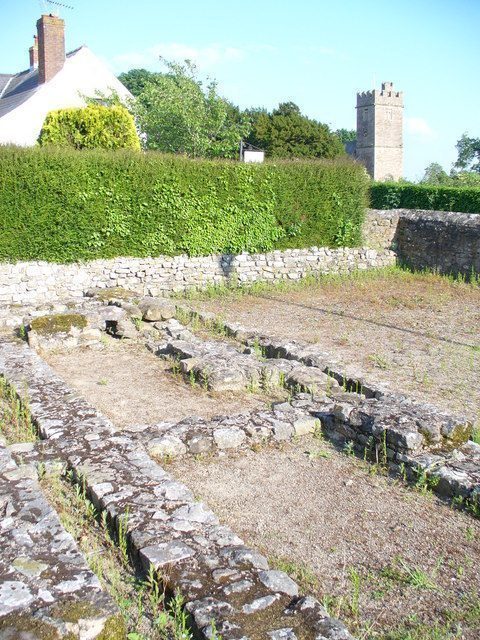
[37,14,65,84]
[29,35,38,70]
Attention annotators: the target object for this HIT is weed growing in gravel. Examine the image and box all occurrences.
[306,446,331,460]
[380,557,438,591]
[412,467,440,495]
[343,440,355,457]
[452,494,480,519]
[348,567,361,617]
[0,377,37,443]
[368,353,390,370]
[169,357,181,378]
[131,316,142,331]
[465,526,475,542]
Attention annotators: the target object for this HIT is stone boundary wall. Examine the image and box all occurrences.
[0,246,395,307]
[365,209,480,276]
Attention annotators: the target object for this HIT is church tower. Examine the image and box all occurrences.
[356,81,403,181]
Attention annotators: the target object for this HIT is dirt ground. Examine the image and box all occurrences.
[44,338,271,428]
[170,436,480,640]
[188,270,480,424]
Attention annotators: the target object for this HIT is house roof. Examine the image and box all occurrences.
[0,74,14,96]
[0,48,82,120]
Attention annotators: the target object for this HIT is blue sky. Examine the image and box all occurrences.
[2,0,479,179]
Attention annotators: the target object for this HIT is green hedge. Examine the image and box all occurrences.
[370,182,480,214]
[0,147,368,263]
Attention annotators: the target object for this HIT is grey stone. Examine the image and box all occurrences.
[139,298,176,322]
[172,502,218,525]
[258,570,299,597]
[223,579,254,595]
[268,629,298,640]
[188,435,214,455]
[273,422,294,441]
[186,598,234,630]
[213,428,246,450]
[140,541,195,569]
[115,318,139,340]
[225,547,269,570]
[148,436,187,459]
[242,594,279,614]
[293,416,318,436]
[0,581,34,615]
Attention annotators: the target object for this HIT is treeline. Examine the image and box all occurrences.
[117,63,348,160]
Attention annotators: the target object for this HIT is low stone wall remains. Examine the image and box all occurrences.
[0,338,355,640]
[0,247,394,307]
[365,209,480,276]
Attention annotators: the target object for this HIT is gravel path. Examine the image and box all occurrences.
[170,437,480,639]
[45,338,270,428]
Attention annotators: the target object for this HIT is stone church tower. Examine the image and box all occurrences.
[356,81,403,181]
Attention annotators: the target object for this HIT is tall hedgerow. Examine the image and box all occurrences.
[0,147,368,262]
[370,182,480,214]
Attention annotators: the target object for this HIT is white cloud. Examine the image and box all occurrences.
[406,116,436,139]
[113,42,252,72]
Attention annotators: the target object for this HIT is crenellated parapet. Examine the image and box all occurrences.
[357,84,403,108]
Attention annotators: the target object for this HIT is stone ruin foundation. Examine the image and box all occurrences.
[0,287,479,639]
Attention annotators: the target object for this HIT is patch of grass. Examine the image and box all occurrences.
[382,617,463,640]
[472,424,480,445]
[348,567,361,618]
[174,265,409,302]
[174,265,480,304]
[380,557,439,591]
[0,377,37,444]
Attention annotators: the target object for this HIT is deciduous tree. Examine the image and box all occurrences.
[454,133,480,173]
[130,59,250,158]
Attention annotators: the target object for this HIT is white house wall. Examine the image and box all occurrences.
[0,47,131,146]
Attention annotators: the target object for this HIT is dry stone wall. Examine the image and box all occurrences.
[0,247,394,307]
[365,209,480,276]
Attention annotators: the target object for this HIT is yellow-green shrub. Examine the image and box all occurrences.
[37,105,140,150]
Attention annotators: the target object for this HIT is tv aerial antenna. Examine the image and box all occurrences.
[39,0,74,14]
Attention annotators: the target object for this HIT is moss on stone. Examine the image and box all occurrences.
[30,313,87,336]
[49,600,102,623]
[97,613,126,640]
[445,422,473,451]
[0,613,60,639]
